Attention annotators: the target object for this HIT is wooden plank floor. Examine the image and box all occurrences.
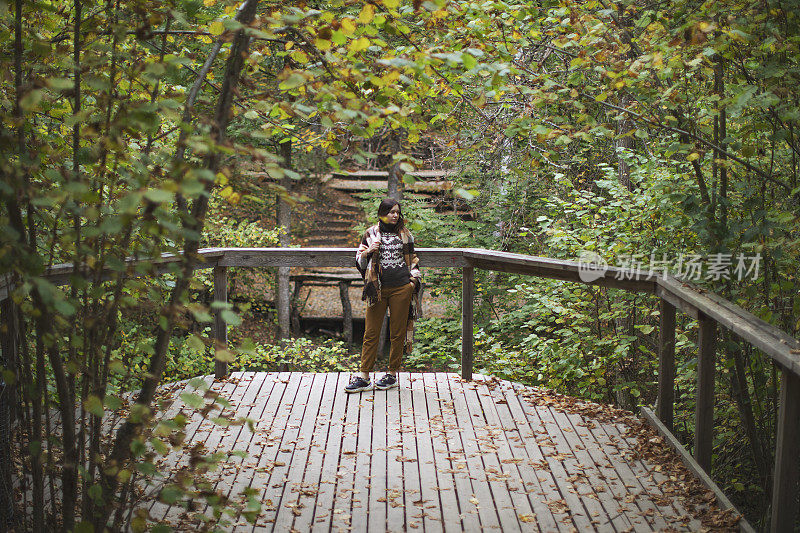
[134,372,739,532]
[14,372,741,531]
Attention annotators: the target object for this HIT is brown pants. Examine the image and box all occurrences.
[361,282,415,373]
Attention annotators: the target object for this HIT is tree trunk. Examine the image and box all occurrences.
[714,45,728,233]
[726,334,769,495]
[615,94,635,192]
[387,131,403,201]
[290,280,303,336]
[339,281,353,347]
[276,139,292,345]
[93,0,260,527]
[0,300,19,529]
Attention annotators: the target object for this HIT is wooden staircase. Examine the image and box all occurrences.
[323,169,474,219]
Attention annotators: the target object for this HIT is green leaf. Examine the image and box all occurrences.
[220,309,242,326]
[186,334,206,352]
[2,370,16,386]
[461,52,477,70]
[215,348,236,363]
[331,30,347,45]
[104,395,122,411]
[237,338,257,355]
[74,521,95,533]
[54,298,77,317]
[128,404,151,424]
[84,395,105,418]
[88,484,103,504]
[454,188,479,200]
[223,19,244,31]
[144,189,174,203]
[151,437,169,455]
[180,392,205,409]
[159,485,183,505]
[279,73,306,90]
[46,77,74,90]
[188,377,209,390]
[135,461,157,476]
[19,89,43,111]
[180,178,205,197]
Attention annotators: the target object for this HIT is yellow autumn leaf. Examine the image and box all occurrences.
[382,70,400,83]
[349,37,370,52]
[358,3,374,23]
[203,0,214,5]
[382,0,400,8]
[209,20,224,36]
[341,18,356,35]
[291,50,308,63]
[316,38,332,51]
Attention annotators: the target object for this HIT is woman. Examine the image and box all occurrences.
[347,198,423,393]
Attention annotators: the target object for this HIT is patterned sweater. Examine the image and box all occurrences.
[355,224,423,353]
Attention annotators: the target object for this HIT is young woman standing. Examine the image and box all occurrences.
[346,198,422,393]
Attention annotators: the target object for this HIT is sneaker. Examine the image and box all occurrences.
[345,375,372,393]
[375,373,398,390]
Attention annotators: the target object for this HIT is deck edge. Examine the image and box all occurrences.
[639,406,756,533]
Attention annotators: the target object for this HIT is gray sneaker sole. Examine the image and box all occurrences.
[375,381,398,390]
[345,384,372,393]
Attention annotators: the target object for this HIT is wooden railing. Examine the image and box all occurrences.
[1,246,798,530]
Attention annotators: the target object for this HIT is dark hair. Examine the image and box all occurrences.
[377,197,405,232]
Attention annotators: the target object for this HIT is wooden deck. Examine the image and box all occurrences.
[130,372,739,532]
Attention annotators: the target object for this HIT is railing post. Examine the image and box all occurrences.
[770,367,800,532]
[213,266,228,379]
[461,265,474,380]
[338,281,353,347]
[657,298,676,432]
[290,280,303,336]
[694,312,716,472]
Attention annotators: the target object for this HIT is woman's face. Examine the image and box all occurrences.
[385,204,401,224]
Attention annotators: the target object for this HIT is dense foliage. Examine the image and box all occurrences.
[1,0,799,530]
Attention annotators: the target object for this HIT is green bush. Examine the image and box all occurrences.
[251,337,357,372]
[406,317,462,371]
